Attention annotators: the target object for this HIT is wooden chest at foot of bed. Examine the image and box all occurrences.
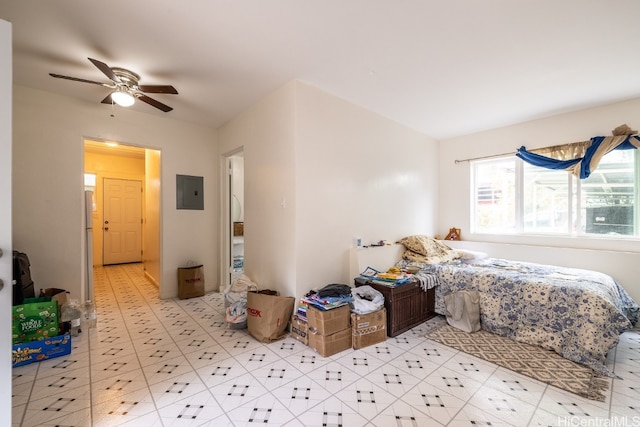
[354,277,435,337]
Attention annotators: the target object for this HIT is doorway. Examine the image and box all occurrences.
[83,139,162,287]
[224,151,244,288]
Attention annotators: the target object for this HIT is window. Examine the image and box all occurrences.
[522,164,571,234]
[472,159,516,233]
[472,150,638,237]
[84,173,97,212]
[84,173,96,189]
[581,149,636,236]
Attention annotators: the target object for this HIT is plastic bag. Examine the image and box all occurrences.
[444,290,481,333]
[351,285,384,314]
[224,274,258,329]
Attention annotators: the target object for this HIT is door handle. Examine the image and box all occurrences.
[104,227,109,231]
[104,220,109,224]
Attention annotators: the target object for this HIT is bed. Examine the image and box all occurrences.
[394,235,640,377]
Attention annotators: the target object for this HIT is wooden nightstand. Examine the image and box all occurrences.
[354,277,435,337]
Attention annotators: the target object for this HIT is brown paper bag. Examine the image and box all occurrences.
[177,265,205,299]
[247,290,295,342]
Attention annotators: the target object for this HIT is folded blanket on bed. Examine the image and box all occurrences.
[413,272,438,292]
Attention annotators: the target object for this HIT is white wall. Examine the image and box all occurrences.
[12,86,218,300]
[218,81,298,297]
[219,81,439,299]
[144,149,162,286]
[295,83,439,295]
[438,98,640,301]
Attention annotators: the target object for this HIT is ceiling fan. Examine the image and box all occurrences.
[49,57,178,112]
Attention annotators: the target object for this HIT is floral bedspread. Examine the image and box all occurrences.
[399,257,639,376]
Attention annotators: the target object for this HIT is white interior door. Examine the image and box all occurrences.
[103,178,142,265]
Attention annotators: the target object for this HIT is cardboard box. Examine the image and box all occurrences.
[351,308,387,349]
[12,333,72,368]
[233,222,244,236]
[41,288,70,308]
[309,328,352,357]
[307,304,350,336]
[290,314,309,345]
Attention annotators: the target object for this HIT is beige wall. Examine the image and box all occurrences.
[13,85,218,301]
[219,81,440,299]
[218,81,297,297]
[294,83,439,294]
[15,77,638,307]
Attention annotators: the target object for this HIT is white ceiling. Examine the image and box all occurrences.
[2,1,640,140]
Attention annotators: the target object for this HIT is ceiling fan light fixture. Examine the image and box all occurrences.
[111,88,135,107]
[50,58,176,112]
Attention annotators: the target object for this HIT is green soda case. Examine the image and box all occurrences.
[12,300,59,345]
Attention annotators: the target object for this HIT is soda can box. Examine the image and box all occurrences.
[290,314,309,345]
[12,333,71,368]
[12,300,59,345]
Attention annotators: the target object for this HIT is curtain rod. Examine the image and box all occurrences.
[454,151,516,164]
[454,140,590,163]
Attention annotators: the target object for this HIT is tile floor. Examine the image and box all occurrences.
[11,263,640,426]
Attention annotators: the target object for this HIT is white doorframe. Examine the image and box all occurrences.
[0,18,12,424]
[83,141,162,290]
[220,148,243,290]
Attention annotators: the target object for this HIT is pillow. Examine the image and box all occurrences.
[403,249,460,265]
[399,235,452,257]
[455,249,489,260]
[398,235,459,264]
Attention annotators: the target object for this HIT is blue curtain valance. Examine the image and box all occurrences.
[516,134,640,179]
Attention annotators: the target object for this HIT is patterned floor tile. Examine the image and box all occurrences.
[293,395,370,427]
[11,263,639,426]
[402,379,468,425]
[368,399,440,427]
[271,376,333,417]
[224,394,296,427]
[466,384,537,425]
[305,360,361,394]
[206,372,272,412]
[334,377,398,417]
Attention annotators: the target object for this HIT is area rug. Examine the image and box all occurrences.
[424,321,609,401]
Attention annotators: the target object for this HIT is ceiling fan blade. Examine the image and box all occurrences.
[138,94,173,112]
[88,57,121,83]
[101,93,114,105]
[49,73,108,86]
[139,85,178,94]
